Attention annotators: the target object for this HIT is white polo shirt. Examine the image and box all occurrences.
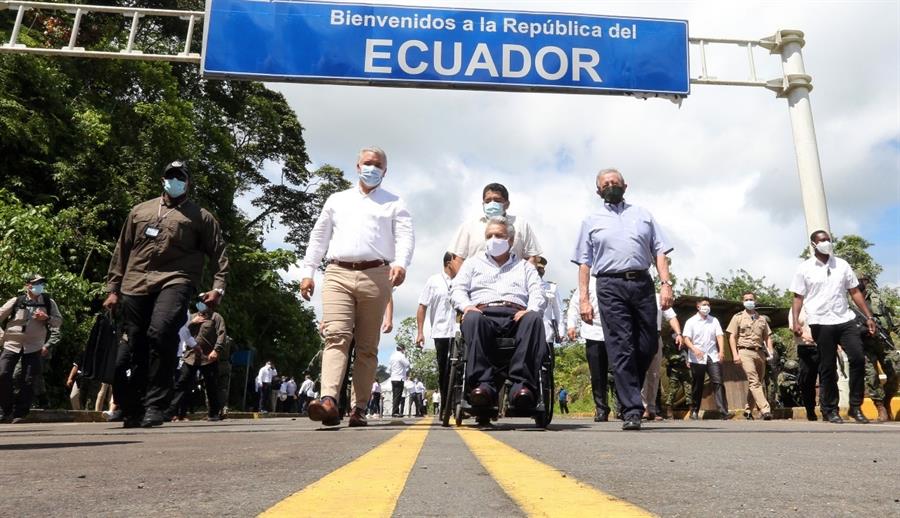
[789,255,858,326]
[683,313,723,364]
[418,272,457,339]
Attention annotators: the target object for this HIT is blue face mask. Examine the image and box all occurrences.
[30,284,45,295]
[483,201,504,217]
[359,165,384,188]
[164,178,187,197]
[196,301,208,313]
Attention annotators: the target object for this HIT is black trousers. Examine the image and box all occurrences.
[461,307,547,394]
[434,337,453,404]
[258,382,272,411]
[796,345,820,411]
[811,321,865,412]
[584,339,609,412]
[595,274,659,420]
[168,361,220,418]
[690,359,728,413]
[559,400,569,413]
[391,380,404,415]
[0,349,42,418]
[115,284,192,419]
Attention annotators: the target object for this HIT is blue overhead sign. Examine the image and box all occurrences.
[202,0,690,96]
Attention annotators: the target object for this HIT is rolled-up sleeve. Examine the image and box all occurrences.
[392,200,415,270]
[571,218,594,266]
[298,198,335,279]
[649,214,673,256]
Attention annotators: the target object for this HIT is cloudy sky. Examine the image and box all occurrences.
[235,0,899,367]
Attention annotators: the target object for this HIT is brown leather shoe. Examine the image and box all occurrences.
[307,396,341,426]
[875,401,889,423]
[512,387,534,409]
[348,407,368,427]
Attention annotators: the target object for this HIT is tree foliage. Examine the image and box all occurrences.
[394,316,438,390]
[0,3,350,407]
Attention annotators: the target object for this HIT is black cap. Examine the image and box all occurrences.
[162,160,189,180]
[26,274,47,284]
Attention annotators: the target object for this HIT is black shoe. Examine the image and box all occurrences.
[123,416,143,429]
[848,407,870,424]
[744,410,753,420]
[825,411,843,424]
[722,411,735,421]
[762,412,773,421]
[805,408,818,421]
[594,409,609,422]
[689,410,700,420]
[206,415,222,422]
[141,407,165,428]
[622,418,641,431]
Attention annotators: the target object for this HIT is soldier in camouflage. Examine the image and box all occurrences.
[857,275,898,422]
[664,342,692,413]
[777,359,802,408]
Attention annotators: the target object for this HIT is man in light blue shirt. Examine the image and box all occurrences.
[571,168,675,431]
[452,217,546,411]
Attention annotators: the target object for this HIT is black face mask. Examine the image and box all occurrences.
[599,185,625,204]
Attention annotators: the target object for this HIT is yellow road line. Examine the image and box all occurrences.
[456,427,654,517]
[259,418,431,518]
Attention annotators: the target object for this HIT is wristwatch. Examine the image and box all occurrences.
[660,279,674,287]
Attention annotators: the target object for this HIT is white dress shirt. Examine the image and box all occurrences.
[566,284,605,341]
[258,365,277,384]
[418,272,457,339]
[299,378,314,396]
[448,214,543,260]
[450,253,546,313]
[389,350,410,381]
[299,185,415,279]
[415,381,426,394]
[656,293,677,331]
[683,313,723,364]
[541,279,565,342]
[789,255,858,325]
[281,379,297,397]
[371,381,381,394]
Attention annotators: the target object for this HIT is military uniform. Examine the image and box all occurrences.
[860,290,898,418]
[664,344,692,410]
[166,310,226,420]
[107,183,229,426]
[727,310,773,416]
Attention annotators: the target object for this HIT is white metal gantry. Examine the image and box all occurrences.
[0,1,830,235]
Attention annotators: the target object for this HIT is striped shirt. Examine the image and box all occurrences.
[450,253,546,313]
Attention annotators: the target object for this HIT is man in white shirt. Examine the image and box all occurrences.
[388,345,410,417]
[368,380,382,418]
[257,361,276,413]
[432,390,441,415]
[416,252,461,406]
[298,373,314,416]
[790,230,876,424]
[682,299,734,420]
[447,182,542,261]
[299,146,415,428]
[641,294,683,420]
[533,256,565,346]
[280,377,297,413]
[414,378,426,416]
[451,217,546,411]
[566,283,610,421]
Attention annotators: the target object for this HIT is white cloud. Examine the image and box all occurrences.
[243,0,900,362]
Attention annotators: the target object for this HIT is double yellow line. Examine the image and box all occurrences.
[260,419,653,517]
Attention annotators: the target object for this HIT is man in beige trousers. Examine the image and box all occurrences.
[299,146,414,427]
[726,291,774,420]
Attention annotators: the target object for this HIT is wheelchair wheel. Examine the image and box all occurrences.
[534,346,555,429]
[441,356,457,427]
[442,338,464,427]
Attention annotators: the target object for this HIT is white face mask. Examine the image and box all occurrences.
[814,240,833,256]
[698,305,711,316]
[743,300,756,311]
[485,236,511,257]
[359,165,384,188]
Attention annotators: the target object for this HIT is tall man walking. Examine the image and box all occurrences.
[572,168,675,431]
[726,291,774,420]
[790,230,877,424]
[683,299,736,420]
[299,146,414,427]
[104,161,229,428]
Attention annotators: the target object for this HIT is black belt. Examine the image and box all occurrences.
[329,259,388,270]
[595,270,650,280]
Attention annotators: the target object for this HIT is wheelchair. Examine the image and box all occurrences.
[440,333,554,429]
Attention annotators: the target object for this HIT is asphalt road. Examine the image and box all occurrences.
[1,416,898,517]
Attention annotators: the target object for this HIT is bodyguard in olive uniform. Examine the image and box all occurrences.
[857,276,898,422]
[166,302,227,421]
[664,343,692,410]
[104,161,229,428]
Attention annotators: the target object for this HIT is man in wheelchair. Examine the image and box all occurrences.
[450,217,548,411]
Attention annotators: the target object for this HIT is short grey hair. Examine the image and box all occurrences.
[358,146,387,167]
[595,168,624,185]
[486,216,516,240]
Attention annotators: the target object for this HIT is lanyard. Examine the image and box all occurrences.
[157,197,184,223]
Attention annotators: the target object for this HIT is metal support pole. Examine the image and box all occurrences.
[66,7,83,50]
[762,30,830,237]
[181,14,195,56]
[5,4,26,48]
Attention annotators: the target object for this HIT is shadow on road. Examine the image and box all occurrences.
[0,440,140,450]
